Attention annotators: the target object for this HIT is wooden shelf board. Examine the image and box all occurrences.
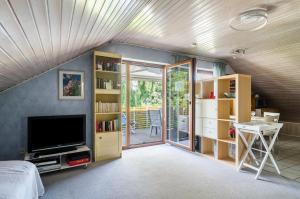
[218,138,236,144]
[218,98,235,100]
[202,135,217,140]
[95,70,120,74]
[218,118,235,122]
[95,89,120,95]
[95,112,121,115]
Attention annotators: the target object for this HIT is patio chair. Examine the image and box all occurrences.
[148,109,162,136]
[122,113,136,134]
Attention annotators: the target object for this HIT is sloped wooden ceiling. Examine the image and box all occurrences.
[0,0,149,91]
[0,0,300,121]
[113,0,300,121]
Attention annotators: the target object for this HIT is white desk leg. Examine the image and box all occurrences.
[238,132,259,171]
[255,134,270,179]
[238,131,259,166]
[260,129,281,175]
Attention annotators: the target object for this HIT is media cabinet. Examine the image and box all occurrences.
[25,146,91,174]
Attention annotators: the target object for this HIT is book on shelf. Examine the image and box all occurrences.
[95,101,119,113]
[230,80,236,93]
[96,78,120,89]
[96,119,119,133]
[96,58,120,72]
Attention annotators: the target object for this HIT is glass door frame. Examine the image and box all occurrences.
[164,60,195,151]
[122,61,166,149]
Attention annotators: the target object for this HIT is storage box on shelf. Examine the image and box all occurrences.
[93,51,122,162]
[195,74,251,167]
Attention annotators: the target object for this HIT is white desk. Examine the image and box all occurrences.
[234,121,283,179]
[251,116,265,121]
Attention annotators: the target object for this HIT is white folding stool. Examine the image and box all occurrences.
[234,121,283,180]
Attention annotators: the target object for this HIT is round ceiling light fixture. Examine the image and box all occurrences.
[230,8,268,31]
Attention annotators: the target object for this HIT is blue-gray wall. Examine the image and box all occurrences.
[97,42,176,64]
[0,52,93,160]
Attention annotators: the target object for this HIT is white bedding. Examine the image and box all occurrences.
[0,161,44,199]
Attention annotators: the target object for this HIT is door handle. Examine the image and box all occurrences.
[99,137,102,140]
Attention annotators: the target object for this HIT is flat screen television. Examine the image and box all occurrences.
[28,114,86,153]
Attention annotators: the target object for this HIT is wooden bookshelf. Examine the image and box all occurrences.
[195,74,251,167]
[95,89,121,95]
[93,51,122,162]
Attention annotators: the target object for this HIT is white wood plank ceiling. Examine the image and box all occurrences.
[1,0,300,120]
[0,0,149,90]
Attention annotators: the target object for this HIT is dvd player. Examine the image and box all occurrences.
[37,164,61,172]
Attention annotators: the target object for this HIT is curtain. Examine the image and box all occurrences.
[213,62,226,96]
[213,62,226,77]
[173,54,190,63]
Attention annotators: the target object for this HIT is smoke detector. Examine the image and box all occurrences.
[230,8,268,31]
[191,42,198,48]
[232,48,246,59]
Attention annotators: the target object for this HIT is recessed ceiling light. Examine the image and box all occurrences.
[230,8,268,31]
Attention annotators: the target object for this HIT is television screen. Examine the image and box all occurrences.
[28,114,86,153]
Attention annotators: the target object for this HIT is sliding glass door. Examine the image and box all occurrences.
[122,61,164,148]
[129,65,163,146]
[166,61,193,150]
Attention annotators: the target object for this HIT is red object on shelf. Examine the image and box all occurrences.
[67,158,90,166]
[209,91,215,99]
[228,128,236,138]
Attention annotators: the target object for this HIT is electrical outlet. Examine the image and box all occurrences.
[20,149,25,155]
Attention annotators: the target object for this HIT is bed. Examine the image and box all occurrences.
[0,161,44,199]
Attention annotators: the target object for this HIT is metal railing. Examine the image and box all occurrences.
[122,106,161,129]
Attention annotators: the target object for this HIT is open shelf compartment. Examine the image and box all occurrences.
[218,99,236,120]
[196,79,215,99]
[217,77,236,99]
[217,141,236,166]
[201,137,217,159]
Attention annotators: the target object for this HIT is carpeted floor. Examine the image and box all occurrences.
[41,144,300,199]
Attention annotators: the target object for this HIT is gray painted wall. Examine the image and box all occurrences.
[0,52,93,160]
[0,42,229,160]
[97,42,176,64]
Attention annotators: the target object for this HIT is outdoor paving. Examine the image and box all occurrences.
[122,128,162,145]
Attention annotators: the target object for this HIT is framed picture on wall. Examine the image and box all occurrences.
[59,70,84,100]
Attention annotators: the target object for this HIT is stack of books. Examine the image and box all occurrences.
[96,60,120,72]
[96,119,119,132]
[95,102,119,113]
[96,78,120,89]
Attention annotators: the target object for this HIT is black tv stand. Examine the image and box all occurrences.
[33,146,77,158]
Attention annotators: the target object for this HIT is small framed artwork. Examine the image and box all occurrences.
[59,70,84,100]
